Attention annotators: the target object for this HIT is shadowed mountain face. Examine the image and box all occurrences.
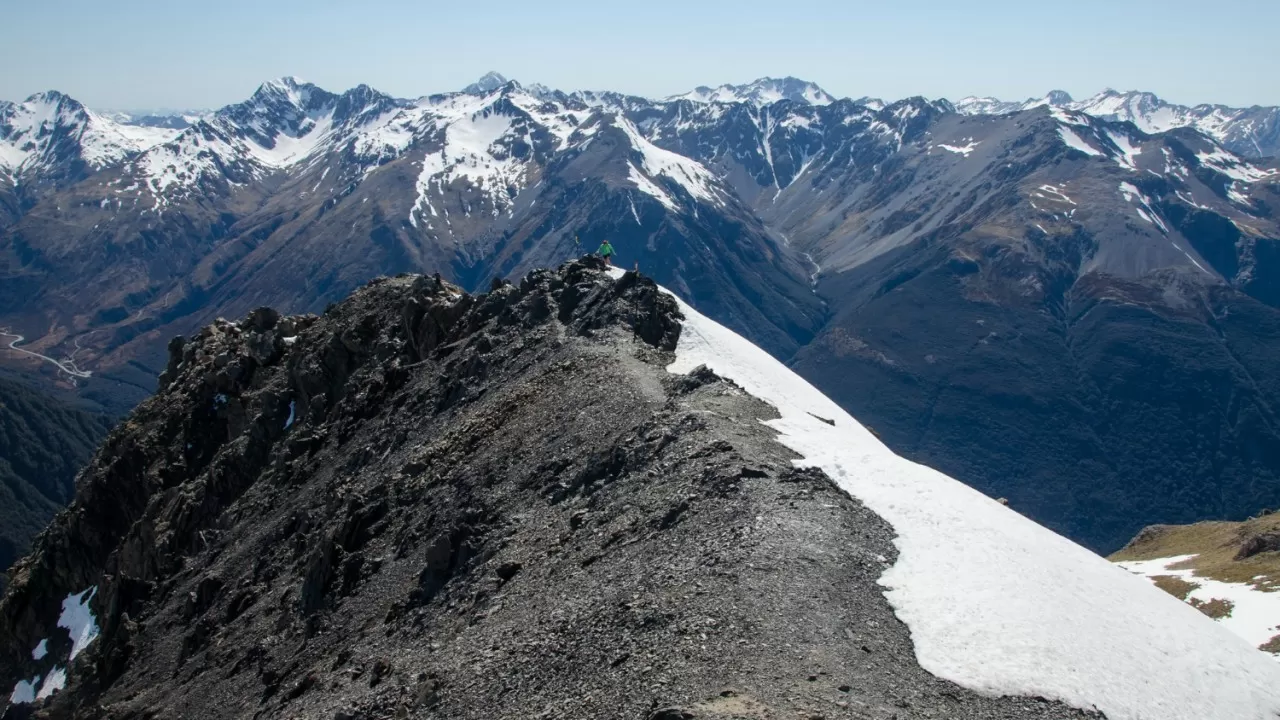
[758,108,1280,551]
[795,242,1280,551]
[2,77,1279,552]
[0,374,113,585]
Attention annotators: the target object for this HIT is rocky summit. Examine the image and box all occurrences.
[0,258,1104,719]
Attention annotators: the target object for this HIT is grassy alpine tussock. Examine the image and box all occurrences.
[1113,514,1280,656]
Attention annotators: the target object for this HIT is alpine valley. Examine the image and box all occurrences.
[3,73,1280,564]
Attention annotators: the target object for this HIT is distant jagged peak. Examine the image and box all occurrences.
[523,82,559,100]
[261,75,308,91]
[670,76,835,107]
[333,82,406,110]
[1044,89,1074,105]
[463,71,510,95]
[24,89,73,105]
[882,94,954,121]
[7,90,87,116]
[248,75,333,108]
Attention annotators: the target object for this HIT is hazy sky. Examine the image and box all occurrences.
[4,0,1278,110]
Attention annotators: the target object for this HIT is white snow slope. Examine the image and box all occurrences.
[620,267,1280,720]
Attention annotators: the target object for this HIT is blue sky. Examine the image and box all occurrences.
[4,0,1278,109]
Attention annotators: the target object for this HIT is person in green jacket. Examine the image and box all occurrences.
[598,239,615,266]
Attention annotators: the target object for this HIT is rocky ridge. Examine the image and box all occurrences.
[0,258,1097,719]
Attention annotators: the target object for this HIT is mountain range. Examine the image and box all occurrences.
[2,73,1279,558]
[953,88,1280,159]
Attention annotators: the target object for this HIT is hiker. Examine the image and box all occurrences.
[598,239,615,266]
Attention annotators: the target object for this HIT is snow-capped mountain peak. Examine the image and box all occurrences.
[0,90,181,184]
[670,77,835,107]
[1044,89,1074,105]
[258,75,308,95]
[523,82,557,100]
[463,72,510,95]
[123,80,418,199]
[236,77,336,122]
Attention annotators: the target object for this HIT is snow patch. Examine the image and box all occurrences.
[1117,555,1280,658]
[1050,106,1090,126]
[59,587,100,661]
[137,129,238,195]
[1118,181,1172,234]
[36,667,66,700]
[1058,126,1102,156]
[936,138,979,157]
[110,122,182,149]
[626,162,678,211]
[246,114,335,167]
[351,109,418,159]
[1034,184,1076,206]
[409,95,534,224]
[8,588,99,704]
[1119,181,1141,204]
[1175,190,1210,210]
[1227,182,1253,206]
[9,676,38,704]
[0,93,177,178]
[1106,130,1142,171]
[669,78,833,107]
